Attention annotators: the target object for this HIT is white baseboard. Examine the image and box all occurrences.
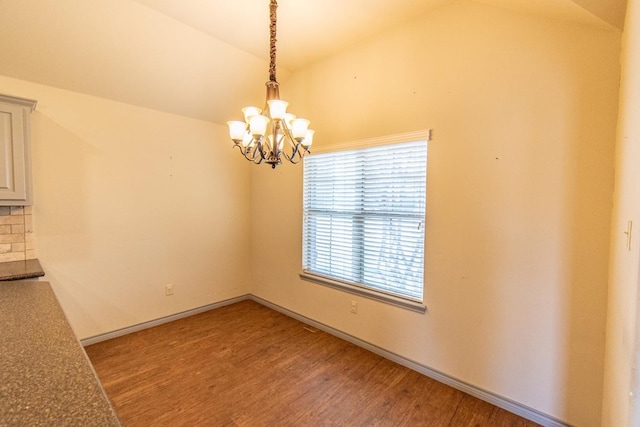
[80,294,250,346]
[82,293,568,427]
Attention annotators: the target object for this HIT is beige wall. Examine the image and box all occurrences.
[252,2,620,425]
[602,0,640,425]
[0,75,252,339]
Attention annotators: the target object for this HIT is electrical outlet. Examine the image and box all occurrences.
[350,300,357,314]
[165,284,174,296]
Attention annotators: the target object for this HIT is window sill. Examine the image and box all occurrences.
[299,271,427,314]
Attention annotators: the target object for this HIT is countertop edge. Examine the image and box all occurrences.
[0,258,45,281]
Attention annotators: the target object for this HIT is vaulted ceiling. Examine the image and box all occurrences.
[0,0,626,124]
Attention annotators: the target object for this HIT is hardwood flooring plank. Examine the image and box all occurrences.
[365,370,455,426]
[449,394,499,426]
[85,300,541,427]
[490,407,543,427]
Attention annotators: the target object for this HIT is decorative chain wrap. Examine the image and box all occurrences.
[269,0,278,82]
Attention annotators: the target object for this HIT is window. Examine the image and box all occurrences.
[301,137,427,312]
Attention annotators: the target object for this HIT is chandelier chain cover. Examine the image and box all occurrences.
[226,0,314,169]
[269,0,277,82]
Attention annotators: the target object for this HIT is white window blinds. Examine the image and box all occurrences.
[302,140,427,301]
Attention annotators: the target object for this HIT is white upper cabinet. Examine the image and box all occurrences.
[0,95,37,206]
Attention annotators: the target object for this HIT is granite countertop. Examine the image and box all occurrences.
[0,259,45,281]
[0,281,121,426]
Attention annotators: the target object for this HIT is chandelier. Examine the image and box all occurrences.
[227,0,314,169]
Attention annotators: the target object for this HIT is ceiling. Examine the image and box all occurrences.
[0,0,626,124]
[135,0,625,70]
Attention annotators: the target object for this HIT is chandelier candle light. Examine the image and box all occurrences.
[227,0,314,169]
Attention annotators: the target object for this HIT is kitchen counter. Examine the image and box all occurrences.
[0,281,120,426]
[0,259,45,281]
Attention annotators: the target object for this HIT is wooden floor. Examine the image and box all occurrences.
[85,300,540,427]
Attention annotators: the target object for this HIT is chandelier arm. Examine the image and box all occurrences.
[283,140,310,164]
[233,143,254,161]
[243,149,256,162]
[289,141,302,162]
[283,150,302,164]
[257,139,270,162]
[245,147,258,162]
[269,0,278,83]
[244,140,264,165]
[279,122,303,159]
[238,139,264,163]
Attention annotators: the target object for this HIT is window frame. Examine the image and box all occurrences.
[299,130,430,313]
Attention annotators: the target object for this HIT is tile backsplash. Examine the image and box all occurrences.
[0,206,35,263]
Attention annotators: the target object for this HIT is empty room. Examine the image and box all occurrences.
[0,0,639,426]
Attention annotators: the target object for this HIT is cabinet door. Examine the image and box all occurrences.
[0,103,30,204]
